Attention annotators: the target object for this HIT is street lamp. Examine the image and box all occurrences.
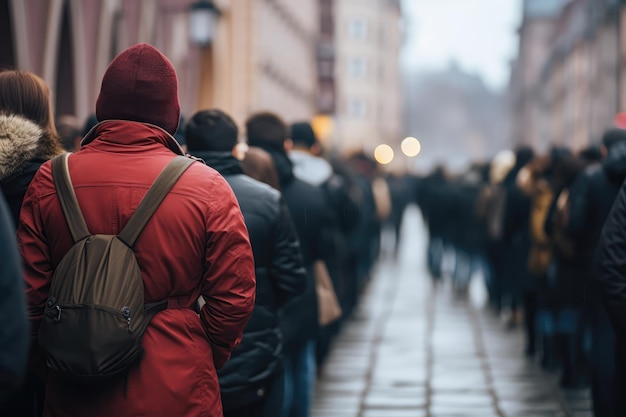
[188,0,220,47]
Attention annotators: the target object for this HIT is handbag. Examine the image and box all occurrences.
[314,260,342,326]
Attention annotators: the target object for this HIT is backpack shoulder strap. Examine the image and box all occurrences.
[118,156,194,248]
[51,153,91,242]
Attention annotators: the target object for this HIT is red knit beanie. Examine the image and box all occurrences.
[96,44,180,134]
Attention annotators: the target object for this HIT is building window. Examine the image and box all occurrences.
[319,60,334,78]
[348,98,367,118]
[348,18,367,40]
[348,58,367,78]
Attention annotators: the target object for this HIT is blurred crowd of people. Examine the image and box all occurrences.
[0,44,402,417]
[418,130,626,417]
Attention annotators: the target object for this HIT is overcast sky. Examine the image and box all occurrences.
[401,0,522,91]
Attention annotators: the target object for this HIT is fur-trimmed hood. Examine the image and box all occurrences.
[0,114,62,181]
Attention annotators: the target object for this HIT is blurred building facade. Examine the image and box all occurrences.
[404,63,509,173]
[509,0,626,151]
[327,0,403,153]
[0,0,318,127]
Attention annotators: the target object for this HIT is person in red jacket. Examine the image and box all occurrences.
[17,43,256,417]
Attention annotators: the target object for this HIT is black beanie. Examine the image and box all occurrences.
[185,109,238,152]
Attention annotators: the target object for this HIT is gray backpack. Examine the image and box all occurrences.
[38,153,193,381]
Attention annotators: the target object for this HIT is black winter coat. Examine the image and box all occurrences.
[568,147,626,310]
[197,152,307,409]
[595,145,626,337]
[262,146,333,347]
[569,147,626,267]
[501,167,533,295]
[0,193,28,405]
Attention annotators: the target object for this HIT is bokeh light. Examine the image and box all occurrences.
[401,136,421,157]
[374,144,395,165]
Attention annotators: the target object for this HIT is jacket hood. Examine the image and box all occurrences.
[603,141,626,181]
[256,146,294,188]
[289,150,333,186]
[194,151,243,176]
[0,114,62,181]
[81,120,185,155]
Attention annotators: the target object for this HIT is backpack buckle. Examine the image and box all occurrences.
[54,305,62,322]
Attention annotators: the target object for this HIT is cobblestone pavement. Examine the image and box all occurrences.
[312,207,592,417]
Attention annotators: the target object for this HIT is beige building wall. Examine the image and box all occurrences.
[333,0,402,153]
[197,0,318,128]
[251,0,318,123]
[3,0,318,132]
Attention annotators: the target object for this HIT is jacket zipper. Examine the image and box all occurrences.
[53,303,132,332]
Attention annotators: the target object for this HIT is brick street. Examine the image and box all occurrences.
[312,207,592,417]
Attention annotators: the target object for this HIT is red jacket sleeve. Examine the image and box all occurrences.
[16,168,53,342]
[199,175,256,369]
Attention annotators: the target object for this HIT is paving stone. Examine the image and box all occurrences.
[362,409,426,417]
[430,393,493,407]
[429,402,496,415]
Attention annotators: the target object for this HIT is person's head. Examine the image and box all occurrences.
[579,144,603,163]
[96,43,180,134]
[0,70,57,137]
[290,122,317,151]
[489,149,515,184]
[56,115,81,151]
[245,112,289,151]
[514,145,535,169]
[241,146,281,190]
[601,128,626,156]
[185,109,239,153]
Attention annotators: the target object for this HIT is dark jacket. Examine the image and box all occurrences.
[565,144,626,308]
[0,193,28,405]
[290,150,359,314]
[258,146,331,347]
[290,150,359,235]
[196,152,307,409]
[568,144,626,268]
[596,180,626,337]
[501,164,533,295]
[592,144,626,332]
[0,114,62,224]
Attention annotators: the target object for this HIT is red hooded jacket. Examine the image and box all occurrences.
[17,120,256,417]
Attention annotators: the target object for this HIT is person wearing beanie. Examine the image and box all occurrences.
[186,109,306,417]
[17,44,256,417]
[288,122,360,362]
[246,112,332,417]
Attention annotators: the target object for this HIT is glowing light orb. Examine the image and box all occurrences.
[374,144,395,165]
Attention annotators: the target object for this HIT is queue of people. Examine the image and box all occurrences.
[0,44,392,417]
[417,131,626,417]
